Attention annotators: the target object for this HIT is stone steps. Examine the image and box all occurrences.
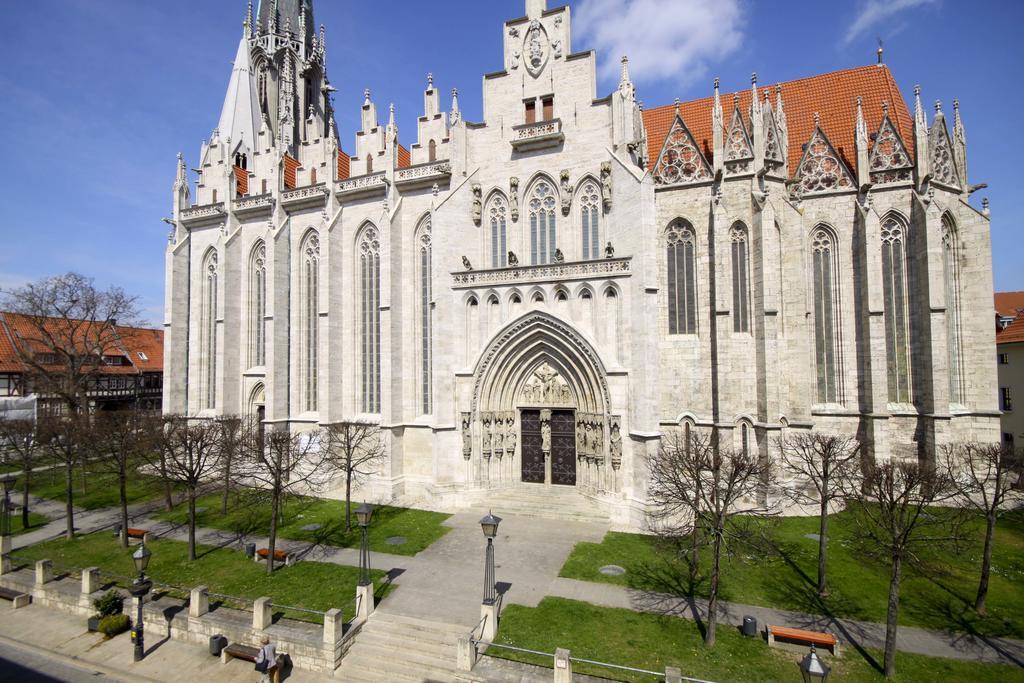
[471,487,609,523]
[340,611,470,683]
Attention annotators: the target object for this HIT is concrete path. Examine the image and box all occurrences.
[0,600,333,682]
[12,494,174,550]
[549,576,1024,667]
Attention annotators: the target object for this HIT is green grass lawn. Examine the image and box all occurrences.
[560,510,1024,640]
[15,532,390,623]
[9,510,49,535]
[155,489,451,556]
[492,597,1024,683]
[27,465,168,511]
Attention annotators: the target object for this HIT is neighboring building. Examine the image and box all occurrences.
[164,0,999,526]
[0,312,164,417]
[996,295,1024,448]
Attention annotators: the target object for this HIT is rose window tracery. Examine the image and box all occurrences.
[794,127,854,197]
[929,122,960,188]
[654,116,712,186]
[870,116,913,184]
[724,109,752,174]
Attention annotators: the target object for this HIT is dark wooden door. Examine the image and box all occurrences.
[520,410,545,483]
[550,410,577,486]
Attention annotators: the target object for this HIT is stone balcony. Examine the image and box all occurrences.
[281,183,328,210]
[510,118,564,152]
[336,171,387,200]
[231,192,275,216]
[451,256,631,289]
[394,160,452,191]
[178,202,226,226]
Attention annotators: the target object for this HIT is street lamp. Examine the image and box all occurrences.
[355,502,374,587]
[479,511,501,606]
[128,543,153,662]
[799,645,831,683]
[0,473,16,537]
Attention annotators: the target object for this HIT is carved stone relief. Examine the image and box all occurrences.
[521,362,573,405]
[461,412,472,459]
[510,177,520,221]
[600,162,612,210]
[471,184,482,224]
[525,20,549,76]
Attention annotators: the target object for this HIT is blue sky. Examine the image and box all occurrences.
[0,0,1020,324]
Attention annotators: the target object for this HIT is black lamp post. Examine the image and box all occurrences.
[479,511,501,606]
[355,502,374,587]
[128,543,153,662]
[799,645,831,683]
[0,473,16,537]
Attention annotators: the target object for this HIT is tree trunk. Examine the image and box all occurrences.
[21,473,30,529]
[975,512,996,614]
[160,453,174,511]
[345,466,353,532]
[704,524,723,648]
[80,460,87,495]
[64,458,75,540]
[187,488,197,561]
[883,550,903,679]
[267,489,280,575]
[221,455,232,516]
[689,518,701,582]
[119,470,129,549]
[817,498,829,596]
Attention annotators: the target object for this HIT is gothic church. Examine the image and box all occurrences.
[164,0,999,526]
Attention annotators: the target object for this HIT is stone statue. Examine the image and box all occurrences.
[527,20,544,70]
[462,412,472,459]
[576,419,586,455]
[462,255,473,271]
[553,248,565,263]
[604,241,615,258]
[482,414,492,457]
[506,413,517,456]
[508,251,519,267]
[471,184,482,224]
[560,169,572,215]
[609,417,622,462]
[510,177,519,221]
[493,417,504,456]
[584,422,594,456]
[600,161,612,210]
[540,410,551,452]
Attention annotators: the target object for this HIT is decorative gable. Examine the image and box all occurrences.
[653,114,713,186]
[792,125,855,198]
[869,114,913,184]
[724,107,753,174]
[763,107,785,167]
[929,114,960,189]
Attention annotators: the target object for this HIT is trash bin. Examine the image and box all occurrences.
[742,615,757,637]
[245,542,256,559]
[209,634,227,657]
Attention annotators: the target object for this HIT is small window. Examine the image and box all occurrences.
[1004,432,1015,448]
[137,352,148,362]
[580,290,592,300]
[511,294,522,304]
[555,291,567,302]
[605,288,617,299]
[1001,387,1013,412]
[525,100,537,124]
[542,96,554,121]
[999,353,1009,365]
[532,292,544,303]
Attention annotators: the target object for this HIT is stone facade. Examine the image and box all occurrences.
[164,0,999,527]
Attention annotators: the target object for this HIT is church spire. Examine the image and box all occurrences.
[257,0,315,51]
[217,35,261,156]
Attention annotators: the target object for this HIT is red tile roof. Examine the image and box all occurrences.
[115,326,164,373]
[233,165,248,196]
[995,291,1024,319]
[998,315,1024,344]
[337,149,350,180]
[283,154,300,189]
[397,144,411,169]
[643,64,914,177]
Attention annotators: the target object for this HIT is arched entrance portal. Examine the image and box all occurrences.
[465,312,622,493]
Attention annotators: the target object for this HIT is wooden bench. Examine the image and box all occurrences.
[221,642,285,681]
[124,528,152,544]
[766,624,839,654]
[0,586,31,609]
[255,548,293,566]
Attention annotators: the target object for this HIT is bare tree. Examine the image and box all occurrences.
[142,412,177,512]
[778,431,861,596]
[323,421,387,532]
[648,428,775,647]
[943,442,1024,615]
[89,412,152,548]
[217,416,246,515]
[153,416,224,561]
[843,459,959,679]
[0,419,39,529]
[1,273,140,414]
[237,426,328,573]
[38,414,88,539]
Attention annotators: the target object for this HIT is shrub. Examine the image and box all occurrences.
[92,590,123,618]
[98,614,130,638]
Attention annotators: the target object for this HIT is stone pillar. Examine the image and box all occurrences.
[356,583,375,622]
[665,666,682,683]
[456,634,476,671]
[541,409,552,486]
[480,602,498,643]
[322,608,343,646]
[81,567,100,595]
[35,560,52,586]
[0,536,10,575]
[253,596,272,630]
[189,586,209,618]
[554,648,572,683]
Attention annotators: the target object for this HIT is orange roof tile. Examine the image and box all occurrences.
[337,149,350,180]
[643,64,914,177]
[398,144,411,169]
[998,315,1024,344]
[995,291,1024,319]
[115,326,164,373]
[233,165,249,196]
[283,154,300,189]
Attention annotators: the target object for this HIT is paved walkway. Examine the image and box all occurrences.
[549,577,1024,667]
[12,494,175,550]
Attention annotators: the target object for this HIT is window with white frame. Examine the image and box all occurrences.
[811,227,840,403]
[881,215,912,403]
[249,241,267,367]
[488,194,508,268]
[300,231,320,412]
[201,249,218,409]
[666,220,697,335]
[730,223,750,333]
[529,179,557,265]
[579,181,600,260]
[359,225,381,413]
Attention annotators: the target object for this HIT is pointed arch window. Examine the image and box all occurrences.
[417,217,433,414]
[730,223,750,333]
[881,215,911,403]
[359,225,381,413]
[811,227,840,403]
[201,249,219,410]
[249,241,267,367]
[579,181,601,260]
[487,194,508,268]
[529,179,557,265]
[666,220,697,335]
[300,231,319,412]
[942,214,964,404]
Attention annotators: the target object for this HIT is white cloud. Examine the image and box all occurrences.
[573,0,743,87]
[844,0,938,45]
